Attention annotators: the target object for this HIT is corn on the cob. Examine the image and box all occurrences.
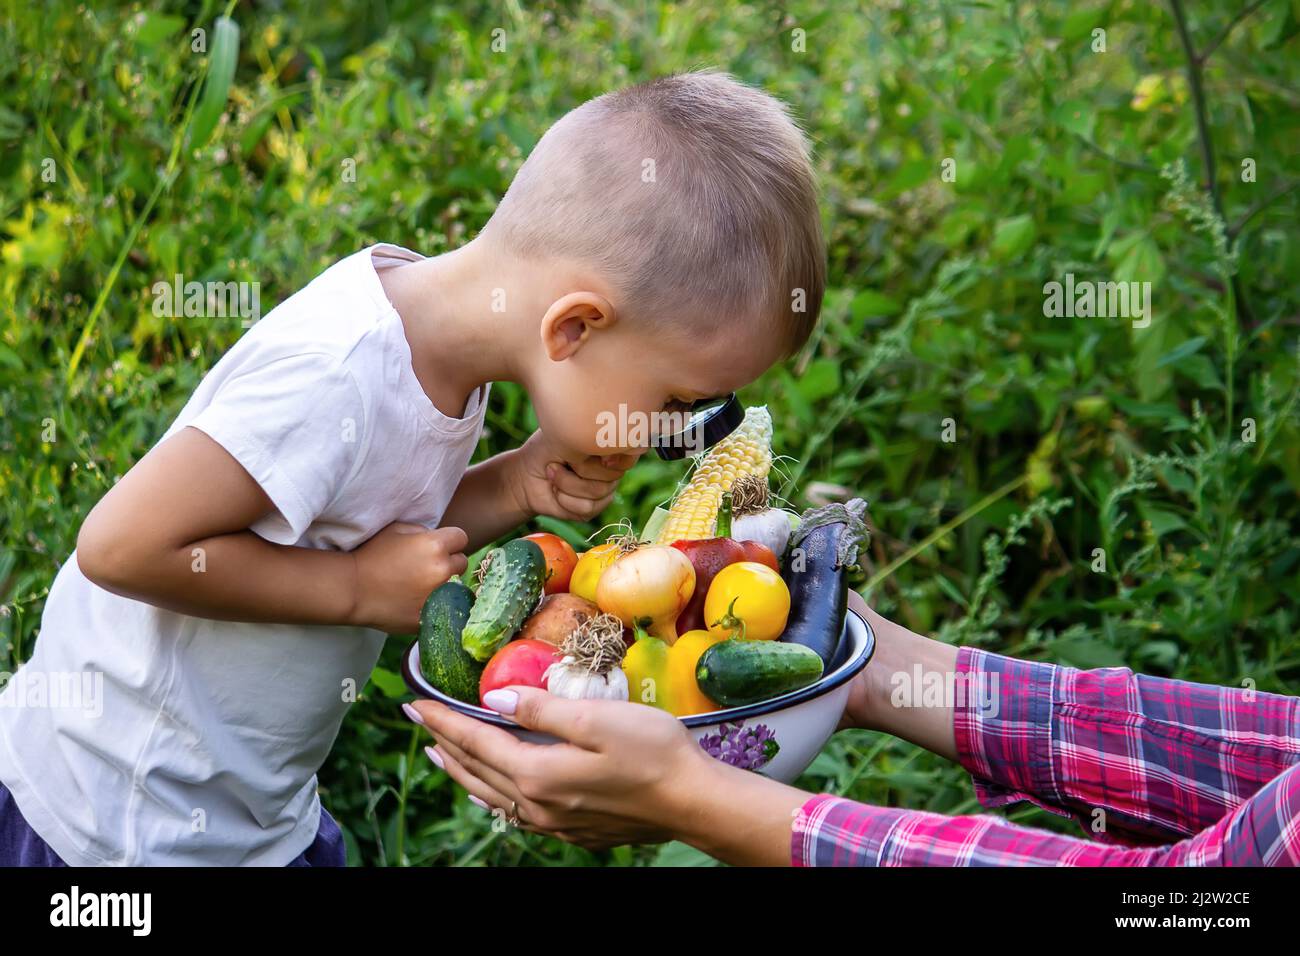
[655,406,773,543]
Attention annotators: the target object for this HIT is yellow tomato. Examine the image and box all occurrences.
[704,561,790,641]
[669,629,728,716]
[569,541,623,603]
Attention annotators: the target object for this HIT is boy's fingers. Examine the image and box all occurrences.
[430,525,470,553]
[559,457,625,482]
[554,489,615,520]
[547,464,614,500]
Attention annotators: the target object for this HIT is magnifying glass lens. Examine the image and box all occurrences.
[652,393,743,460]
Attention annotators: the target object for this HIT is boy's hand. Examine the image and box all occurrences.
[508,429,641,523]
[349,522,469,633]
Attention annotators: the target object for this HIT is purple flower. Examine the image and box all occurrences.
[699,721,780,771]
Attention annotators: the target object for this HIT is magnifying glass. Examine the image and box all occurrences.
[651,393,744,460]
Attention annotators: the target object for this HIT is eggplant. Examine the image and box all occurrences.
[779,499,869,670]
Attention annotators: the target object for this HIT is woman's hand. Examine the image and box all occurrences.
[405,689,714,849]
[835,589,960,761]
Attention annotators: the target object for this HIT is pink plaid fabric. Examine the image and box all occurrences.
[792,646,1300,866]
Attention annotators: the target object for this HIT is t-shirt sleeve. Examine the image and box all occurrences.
[186,351,368,546]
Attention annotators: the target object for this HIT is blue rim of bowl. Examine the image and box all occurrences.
[400,607,876,730]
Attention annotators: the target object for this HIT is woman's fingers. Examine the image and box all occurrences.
[433,745,550,835]
[409,696,600,795]
[434,732,532,808]
[488,686,618,750]
[431,743,511,809]
[408,699,548,775]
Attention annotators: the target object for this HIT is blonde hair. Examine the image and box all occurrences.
[482,70,825,360]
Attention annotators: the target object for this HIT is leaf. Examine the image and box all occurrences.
[367,667,407,699]
[1132,307,1172,402]
[1135,640,1181,671]
[802,751,843,779]
[188,16,240,150]
[1050,635,1127,668]
[1052,98,1095,138]
[1155,336,1208,369]
[850,289,901,322]
[649,841,721,866]
[132,13,186,47]
[1173,353,1224,391]
[1088,598,1137,613]
[1110,396,1190,428]
[1112,234,1165,288]
[796,358,841,402]
[990,214,1036,260]
[1138,503,1188,538]
[879,158,932,199]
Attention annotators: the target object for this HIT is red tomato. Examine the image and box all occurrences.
[670,537,746,634]
[479,639,558,704]
[524,532,579,594]
[738,539,780,572]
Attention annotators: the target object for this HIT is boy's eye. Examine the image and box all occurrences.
[663,398,692,414]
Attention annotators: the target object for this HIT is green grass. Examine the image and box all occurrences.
[1,0,1297,865]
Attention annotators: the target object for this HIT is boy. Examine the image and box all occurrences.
[0,69,825,865]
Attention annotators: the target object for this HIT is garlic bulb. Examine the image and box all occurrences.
[545,657,629,700]
[729,474,796,558]
[731,510,794,558]
[543,612,629,701]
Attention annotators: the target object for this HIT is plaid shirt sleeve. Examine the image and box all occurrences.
[792,646,1300,866]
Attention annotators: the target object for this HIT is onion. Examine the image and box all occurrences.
[595,545,696,644]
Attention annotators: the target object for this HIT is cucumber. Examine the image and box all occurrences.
[695,639,824,708]
[461,538,547,662]
[418,581,482,704]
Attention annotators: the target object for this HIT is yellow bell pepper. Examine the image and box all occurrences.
[569,541,623,603]
[622,627,726,717]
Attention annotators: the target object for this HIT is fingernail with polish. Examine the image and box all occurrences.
[469,795,489,809]
[481,689,518,715]
[402,702,425,726]
[425,745,444,769]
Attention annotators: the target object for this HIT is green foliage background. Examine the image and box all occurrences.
[1,0,1297,865]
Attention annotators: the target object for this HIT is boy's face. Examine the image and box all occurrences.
[529,315,783,459]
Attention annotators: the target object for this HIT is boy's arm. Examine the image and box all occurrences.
[438,450,531,553]
[76,426,467,634]
[441,430,639,552]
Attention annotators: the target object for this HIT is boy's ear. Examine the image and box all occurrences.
[540,291,617,360]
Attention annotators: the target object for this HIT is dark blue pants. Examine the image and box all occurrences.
[0,779,346,866]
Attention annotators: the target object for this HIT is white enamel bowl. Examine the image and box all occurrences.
[402,608,874,783]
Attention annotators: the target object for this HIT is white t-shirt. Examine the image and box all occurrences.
[0,244,491,865]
